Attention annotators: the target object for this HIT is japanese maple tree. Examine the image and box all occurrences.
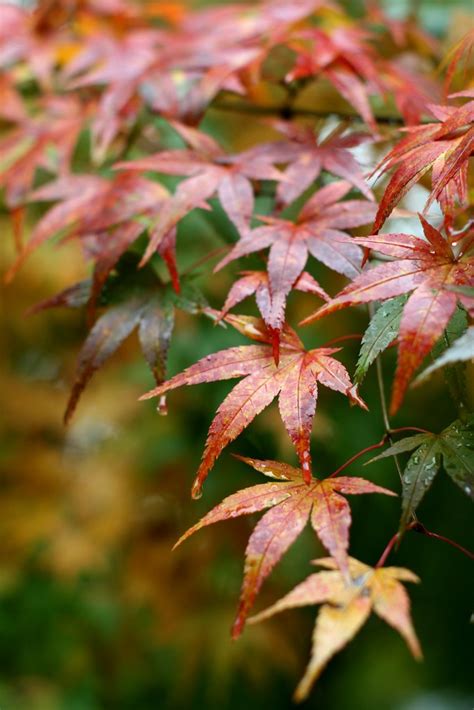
[1,0,472,702]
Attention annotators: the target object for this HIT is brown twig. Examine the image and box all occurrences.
[212,98,407,126]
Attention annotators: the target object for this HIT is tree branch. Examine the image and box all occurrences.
[212,98,407,126]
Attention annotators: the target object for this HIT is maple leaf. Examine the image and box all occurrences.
[140,314,367,494]
[249,557,421,701]
[215,180,376,344]
[366,1,439,56]
[301,216,474,413]
[0,97,84,210]
[441,29,474,96]
[5,172,169,294]
[368,416,474,528]
[0,4,70,88]
[219,270,328,352]
[373,98,474,230]
[247,120,374,204]
[115,120,284,251]
[62,29,161,161]
[64,293,173,423]
[380,58,440,126]
[354,295,406,384]
[285,27,382,131]
[61,0,324,129]
[29,261,208,422]
[174,457,395,636]
[0,75,27,123]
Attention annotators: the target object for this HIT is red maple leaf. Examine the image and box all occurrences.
[0,75,27,123]
[219,270,329,325]
[301,215,474,413]
[373,98,474,230]
[115,120,284,253]
[286,26,382,131]
[442,30,474,97]
[5,173,169,299]
[215,180,376,342]
[62,28,162,160]
[174,457,395,637]
[0,4,70,88]
[140,314,366,494]
[62,0,324,139]
[0,97,84,210]
[246,120,374,205]
[380,57,440,126]
[366,0,439,55]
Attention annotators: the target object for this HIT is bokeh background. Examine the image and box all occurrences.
[1,0,473,708]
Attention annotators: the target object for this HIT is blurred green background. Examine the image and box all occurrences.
[1,0,473,708]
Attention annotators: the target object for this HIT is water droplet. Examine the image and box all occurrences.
[412,456,420,465]
[403,474,412,484]
[464,485,472,496]
[191,480,203,499]
[157,395,168,416]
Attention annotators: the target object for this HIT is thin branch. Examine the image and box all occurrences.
[375,338,406,485]
[374,347,392,434]
[375,531,400,568]
[369,303,405,485]
[412,522,474,561]
[212,98,407,126]
[389,426,432,435]
[375,520,474,569]
[329,434,388,478]
[181,246,230,277]
[324,333,363,346]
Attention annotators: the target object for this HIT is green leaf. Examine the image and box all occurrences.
[170,277,209,314]
[367,434,431,464]
[369,419,473,527]
[431,305,468,360]
[138,294,175,385]
[415,327,474,384]
[400,439,442,529]
[354,296,406,384]
[438,417,474,499]
[445,284,474,298]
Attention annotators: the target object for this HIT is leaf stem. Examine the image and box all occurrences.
[389,426,431,435]
[374,344,391,433]
[376,521,474,568]
[181,246,230,277]
[375,531,401,568]
[373,326,405,484]
[324,333,363,347]
[412,522,474,561]
[329,435,388,478]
